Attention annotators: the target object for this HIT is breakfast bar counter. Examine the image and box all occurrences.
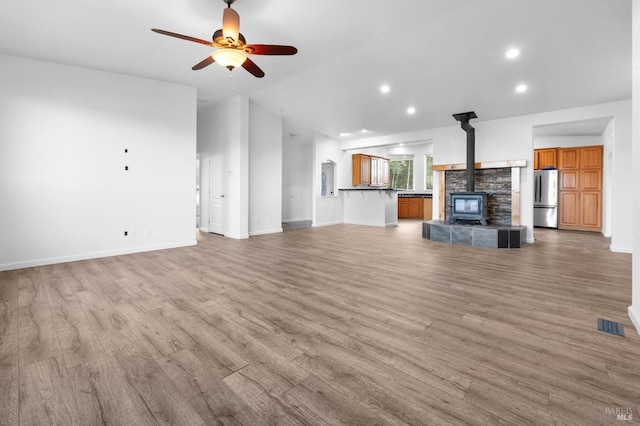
[339,188,399,227]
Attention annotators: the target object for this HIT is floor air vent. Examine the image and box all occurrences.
[597,318,624,337]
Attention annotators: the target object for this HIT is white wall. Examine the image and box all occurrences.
[342,101,631,249]
[602,121,615,239]
[0,54,197,271]
[533,136,603,149]
[629,0,640,334]
[282,136,312,223]
[249,101,283,236]
[313,133,344,226]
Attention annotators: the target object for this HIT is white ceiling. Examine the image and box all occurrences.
[0,0,631,142]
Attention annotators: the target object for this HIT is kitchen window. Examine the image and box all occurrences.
[424,154,433,190]
[389,155,414,190]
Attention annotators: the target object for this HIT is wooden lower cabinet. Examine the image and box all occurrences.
[580,192,602,228]
[423,198,433,221]
[559,191,602,230]
[559,192,579,227]
[398,198,410,218]
[398,197,427,219]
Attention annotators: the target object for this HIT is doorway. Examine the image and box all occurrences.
[532,117,612,236]
[200,149,225,235]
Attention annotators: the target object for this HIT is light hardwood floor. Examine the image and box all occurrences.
[0,221,638,425]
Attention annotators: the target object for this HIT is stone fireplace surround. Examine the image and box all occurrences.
[445,168,512,225]
[423,160,527,248]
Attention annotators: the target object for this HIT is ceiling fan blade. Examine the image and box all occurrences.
[242,58,265,78]
[222,7,240,43]
[192,56,215,70]
[151,29,213,47]
[245,44,298,55]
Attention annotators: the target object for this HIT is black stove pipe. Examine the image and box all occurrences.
[452,111,478,193]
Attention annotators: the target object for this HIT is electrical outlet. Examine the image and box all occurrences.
[124,231,128,236]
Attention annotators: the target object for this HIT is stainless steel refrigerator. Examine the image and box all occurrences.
[534,169,558,228]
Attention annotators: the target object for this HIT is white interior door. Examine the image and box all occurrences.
[199,153,210,231]
[209,149,225,234]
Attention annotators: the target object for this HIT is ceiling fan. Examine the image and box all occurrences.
[151,0,297,78]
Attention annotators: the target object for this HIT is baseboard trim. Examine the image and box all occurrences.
[610,244,632,254]
[0,240,198,272]
[344,220,396,228]
[629,305,640,335]
[282,218,312,223]
[224,233,250,240]
[249,228,284,237]
[282,221,312,231]
[312,221,343,227]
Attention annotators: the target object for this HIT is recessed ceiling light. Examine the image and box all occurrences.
[361,128,369,133]
[340,132,350,137]
[506,48,520,59]
[380,84,390,93]
[515,84,528,93]
[407,106,416,115]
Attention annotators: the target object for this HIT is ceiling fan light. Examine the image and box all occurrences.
[212,48,247,70]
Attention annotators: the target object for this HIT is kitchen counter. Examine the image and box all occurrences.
[339,188,398,227]
[397,192,433,198]
[339,187,395,191]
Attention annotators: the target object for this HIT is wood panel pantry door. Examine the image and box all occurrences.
[558,145,603,231]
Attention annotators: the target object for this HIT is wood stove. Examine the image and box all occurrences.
[449,192,489,225]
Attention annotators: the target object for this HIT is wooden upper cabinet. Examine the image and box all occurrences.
[534,148,557,170]
[558,148,579,169]
[352,154,371,186]
[352,154,390,187]
[580,146,603,169]
[381,158,390,186]
[370,157,390,186]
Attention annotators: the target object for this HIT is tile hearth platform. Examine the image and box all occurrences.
[422,220,526,249]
